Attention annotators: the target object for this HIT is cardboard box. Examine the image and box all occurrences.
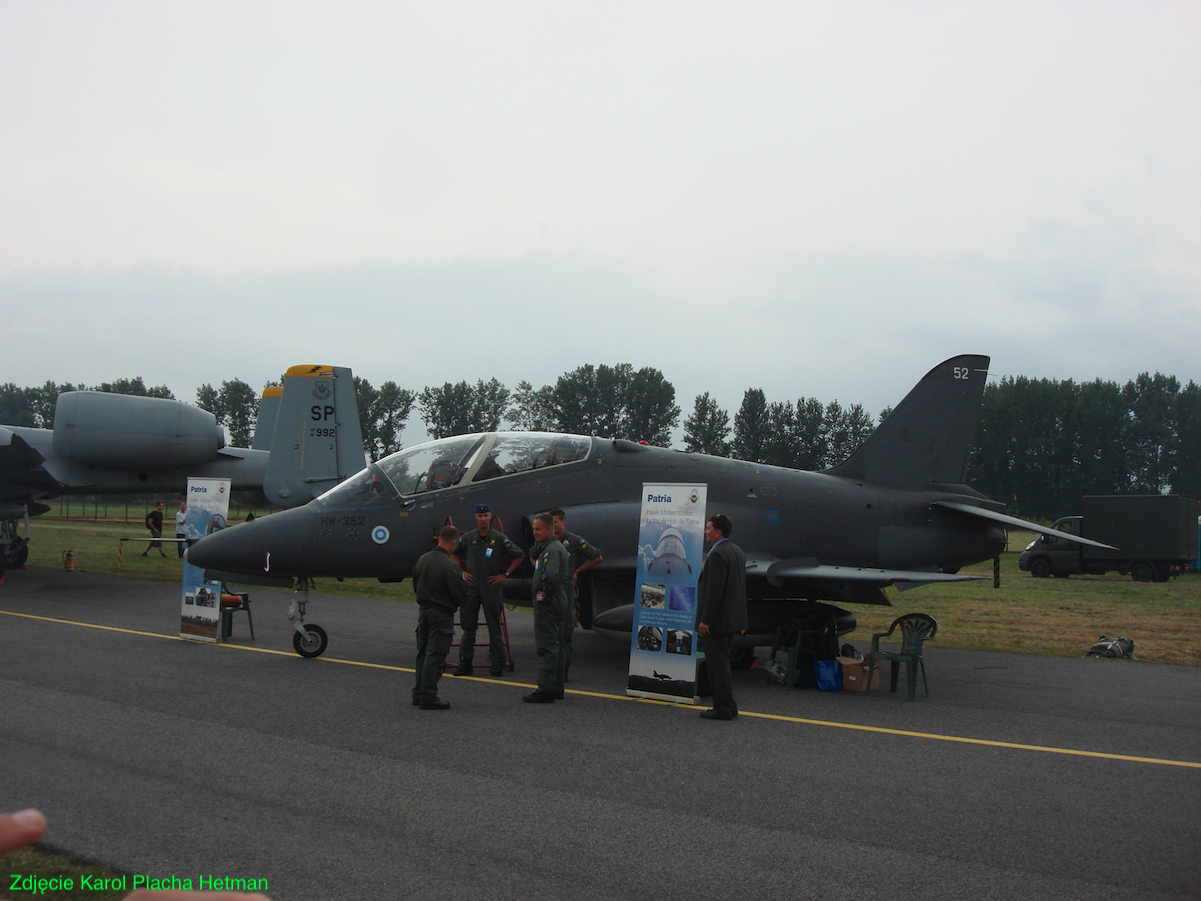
[836,656,879,692]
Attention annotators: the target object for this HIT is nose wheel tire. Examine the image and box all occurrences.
[293,624,328,658]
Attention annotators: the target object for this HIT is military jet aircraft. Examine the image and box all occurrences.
[189,354,1113,660]
[0,365,364,576]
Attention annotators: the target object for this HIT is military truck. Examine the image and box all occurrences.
[1019,495,1200,581]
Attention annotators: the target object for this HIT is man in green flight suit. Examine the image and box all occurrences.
[456,504,524,676]
[412,525,468,710]
[524,511,570,703]
[550,508,603,684]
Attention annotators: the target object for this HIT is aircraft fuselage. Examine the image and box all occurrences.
[189,434,1006,608]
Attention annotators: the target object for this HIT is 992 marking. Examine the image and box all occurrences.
[310,427,337,437]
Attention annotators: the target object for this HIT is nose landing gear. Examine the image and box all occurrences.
[289,577,329,658]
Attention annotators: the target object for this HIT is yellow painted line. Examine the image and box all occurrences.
[5,608,1199,769]
[731,710,1201,768]
[2,609,195,643]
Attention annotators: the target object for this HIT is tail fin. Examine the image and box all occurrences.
[250,385,283,451]
[826,355,989,487]
[262,365,366,507]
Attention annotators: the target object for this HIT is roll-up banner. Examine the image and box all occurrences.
[627,482,708,702]
[180,478,232,641]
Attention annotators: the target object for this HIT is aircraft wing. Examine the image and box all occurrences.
[0,427,61,501]
[765,557,985,588]
[933,501,1117,550]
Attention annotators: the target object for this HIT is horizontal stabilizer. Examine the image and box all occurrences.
[933,501,1117,550]
[766,557,985,587]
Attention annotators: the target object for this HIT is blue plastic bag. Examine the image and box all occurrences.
[813,659,842,691]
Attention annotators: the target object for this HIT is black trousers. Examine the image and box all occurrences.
[702,631,736,715]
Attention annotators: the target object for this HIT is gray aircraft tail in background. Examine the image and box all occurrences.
[261,365,366,508]
[0,364,365,576]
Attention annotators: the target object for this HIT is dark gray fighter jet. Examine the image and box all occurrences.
[188,355,1110,659]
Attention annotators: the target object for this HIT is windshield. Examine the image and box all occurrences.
[470,433,591,482]
[314,464,398,510]
[376,434,486,496]
[374,432,593,496]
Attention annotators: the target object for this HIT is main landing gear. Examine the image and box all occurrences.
[289,577,329,658]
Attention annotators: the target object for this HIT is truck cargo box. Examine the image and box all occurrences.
[1081,495,1199,561]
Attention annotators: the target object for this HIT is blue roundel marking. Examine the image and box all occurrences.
[766,510,780,524]
[372,526,390,544]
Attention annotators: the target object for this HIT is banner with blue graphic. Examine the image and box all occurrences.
[180,478,232,641]
[627,482,708,701]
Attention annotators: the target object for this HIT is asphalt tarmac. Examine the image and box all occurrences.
[2,567,1199,900]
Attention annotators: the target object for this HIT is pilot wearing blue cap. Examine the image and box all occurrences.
[455,503,523,676]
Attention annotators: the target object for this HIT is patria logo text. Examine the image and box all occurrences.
[189,485,208,493]
[646,493,672,503]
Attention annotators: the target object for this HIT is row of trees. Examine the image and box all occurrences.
[968,373,1201,519]
[416,363,683,447]
[691,390,882,471]
[6,368,1200,522]
[0,378,174,428]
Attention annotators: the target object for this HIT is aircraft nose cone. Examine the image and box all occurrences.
[591,604,634,633]
[186,509,312,577]
[186,521,264,575]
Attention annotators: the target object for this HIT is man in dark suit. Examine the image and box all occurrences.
[696,513,748,721]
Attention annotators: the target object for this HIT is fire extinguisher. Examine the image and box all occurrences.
[63,550,74,572]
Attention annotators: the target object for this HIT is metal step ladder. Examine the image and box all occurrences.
[446,604,516,672]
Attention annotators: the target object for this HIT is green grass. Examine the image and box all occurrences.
[17,522,1200,665]
[22,517,417,603]
[853,531,1201,666]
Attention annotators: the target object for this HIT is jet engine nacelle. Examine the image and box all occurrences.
[52,391,225,470]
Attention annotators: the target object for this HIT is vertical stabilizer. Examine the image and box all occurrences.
[262,365,366,508]
[251,386,283,451]
[826,355,990,487]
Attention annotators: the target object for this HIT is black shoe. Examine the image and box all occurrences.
[454,663,473,676]
[419,698,450,710]
[489,666,504,677]
[700,709,733,720]
[411,698,420,706]
[522,690,556,703]
[554,689,565,699]
[141,552,148,557]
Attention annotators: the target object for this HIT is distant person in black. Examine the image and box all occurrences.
[143,501,166,557]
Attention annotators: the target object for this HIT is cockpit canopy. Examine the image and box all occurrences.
[314,432,593,509]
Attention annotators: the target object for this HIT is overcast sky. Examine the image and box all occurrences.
[2,1,1198,446]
